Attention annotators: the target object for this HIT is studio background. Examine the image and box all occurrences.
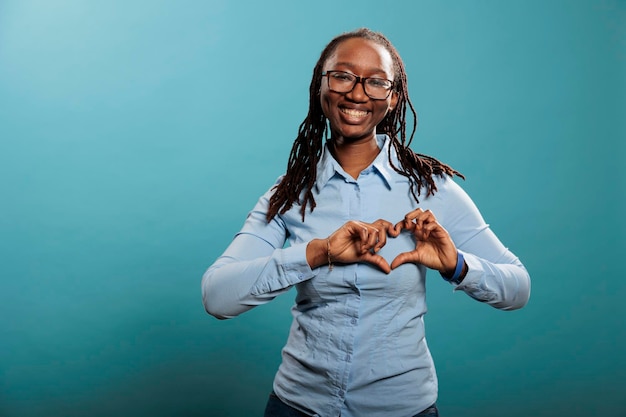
[1,1,624,416]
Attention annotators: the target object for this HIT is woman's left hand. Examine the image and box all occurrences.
[390,208,458,274]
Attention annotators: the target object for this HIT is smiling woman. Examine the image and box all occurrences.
[201,28,530,417]
[319,37,398,148]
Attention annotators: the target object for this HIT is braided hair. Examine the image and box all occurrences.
[266,28,463,222]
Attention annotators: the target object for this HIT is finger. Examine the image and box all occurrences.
[372,230,386,252]
[393,220,405,234]
[414,221,437,241]
[402,208,423,229]
[406,208,433,231]
[354,224,374,254]
[422,221,440,240]
[403,208,424,222]
[378,219,401,237]
[389,221,402,237]
[373,219,395,233]
[355,224,370,248]
[372,219,393,230]
[361,252,392,274]
[414,209,436,230]
[363,226,380,253]
[373,224,388,251]
[390,251,420,270]
[417,219,450,243]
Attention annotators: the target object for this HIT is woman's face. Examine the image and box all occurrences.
[320,37,398,143]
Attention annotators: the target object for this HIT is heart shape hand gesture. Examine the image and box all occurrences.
[307,209,459,275]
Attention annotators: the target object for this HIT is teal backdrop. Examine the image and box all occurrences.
[1,1,624,416]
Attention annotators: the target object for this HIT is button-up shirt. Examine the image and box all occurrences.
[202,135,530,417]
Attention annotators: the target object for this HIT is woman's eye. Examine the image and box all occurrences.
[333,73,353,81]
[368,79,389,88]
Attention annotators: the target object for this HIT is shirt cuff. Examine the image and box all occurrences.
[250,242,316,295]
[451,250,481,291]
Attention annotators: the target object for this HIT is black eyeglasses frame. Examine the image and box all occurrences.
[321,70,395,100]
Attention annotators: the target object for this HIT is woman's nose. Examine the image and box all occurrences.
[346,80,368,102]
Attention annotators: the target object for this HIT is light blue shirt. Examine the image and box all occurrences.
[202,135,530,417]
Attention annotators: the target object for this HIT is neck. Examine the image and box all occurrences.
[330,135,381,179]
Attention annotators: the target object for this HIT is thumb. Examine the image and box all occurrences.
[390,251,419,270]
[362,252,392,274]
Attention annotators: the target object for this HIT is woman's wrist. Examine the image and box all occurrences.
[440,251,467,284]
[306,239,329,269]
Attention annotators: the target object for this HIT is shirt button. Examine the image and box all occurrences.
[345,354,351,361]
[351,318,357,325]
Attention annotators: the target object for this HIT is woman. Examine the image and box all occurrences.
[202,28,530,417]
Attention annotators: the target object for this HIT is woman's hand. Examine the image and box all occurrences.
[307,219,398,274]
[390,209,458,274]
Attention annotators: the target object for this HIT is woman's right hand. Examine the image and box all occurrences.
[307,220,398,274]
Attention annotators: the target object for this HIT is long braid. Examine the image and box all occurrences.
[265,37,343,222]
[373,34,464,203]
[266,28,462,222]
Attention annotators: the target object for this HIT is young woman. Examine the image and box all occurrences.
[202,28,530,417]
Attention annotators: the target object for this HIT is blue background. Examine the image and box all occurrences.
[1,1,624,416]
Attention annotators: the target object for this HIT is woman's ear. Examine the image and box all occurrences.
[389,91,399,112]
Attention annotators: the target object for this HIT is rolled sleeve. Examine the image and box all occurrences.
[250,242,317,295]
[453,250,530,311]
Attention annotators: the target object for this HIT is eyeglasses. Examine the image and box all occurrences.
[321,70,394,100]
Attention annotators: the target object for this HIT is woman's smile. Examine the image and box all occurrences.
[339,107,370,121]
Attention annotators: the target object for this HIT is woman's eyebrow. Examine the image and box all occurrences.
[331,62,387,74]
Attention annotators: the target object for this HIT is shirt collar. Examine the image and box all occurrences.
[315,134,397,193]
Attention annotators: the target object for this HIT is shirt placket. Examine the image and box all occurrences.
[330,176,363,415]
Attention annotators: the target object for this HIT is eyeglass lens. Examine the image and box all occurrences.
[326,71,392,99]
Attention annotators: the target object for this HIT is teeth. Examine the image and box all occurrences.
[341,108,368,117]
